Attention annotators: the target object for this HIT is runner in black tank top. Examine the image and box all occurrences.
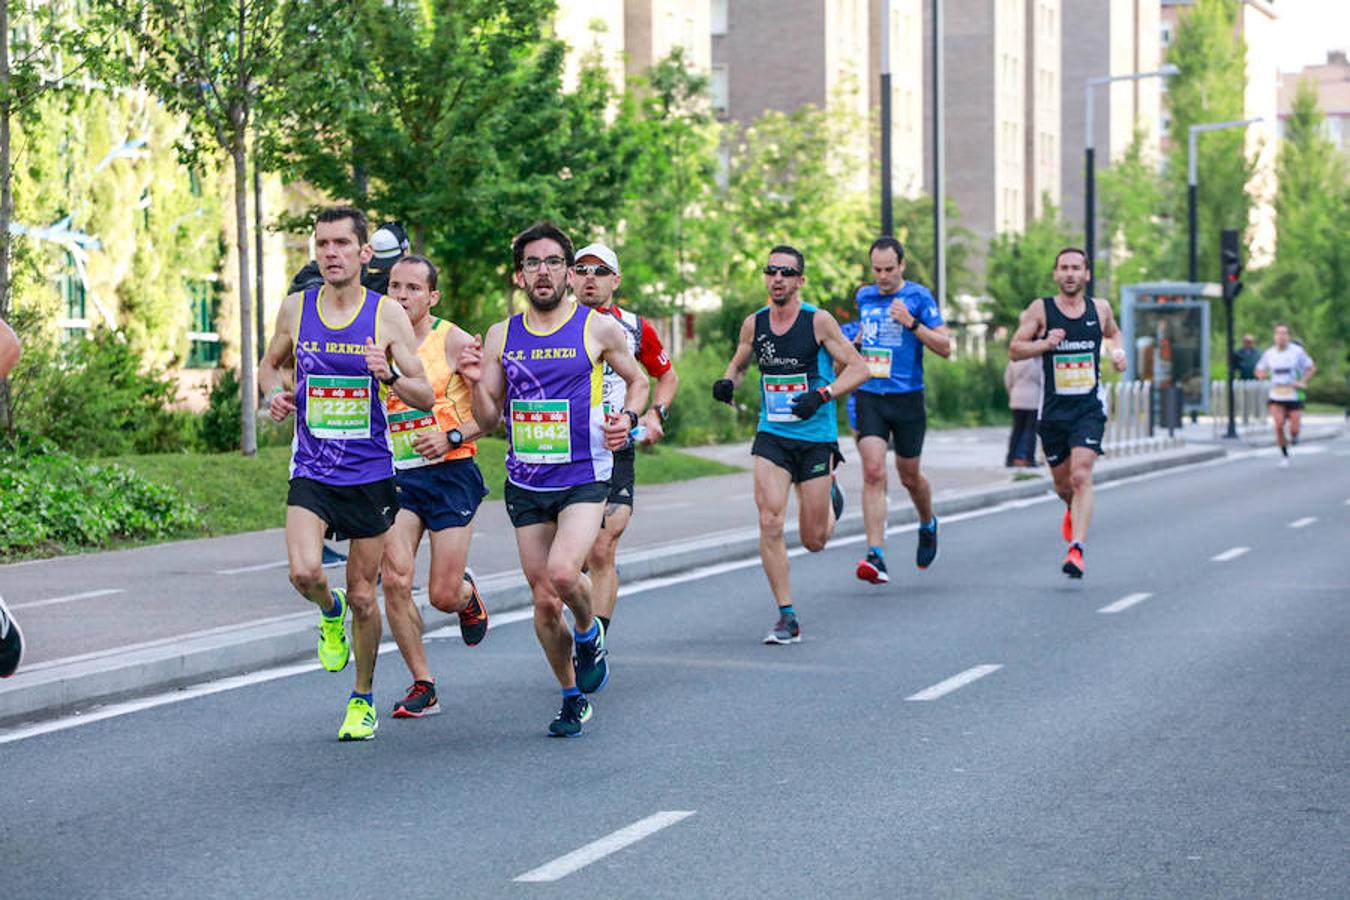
[1008,248,1127,579]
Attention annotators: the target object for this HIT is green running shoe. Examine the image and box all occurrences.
[317,589,350,673]
[338,695,378,741]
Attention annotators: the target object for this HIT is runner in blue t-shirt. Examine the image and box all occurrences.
[852,237,952,584]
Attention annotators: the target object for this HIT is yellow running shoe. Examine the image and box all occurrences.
[317,589,350,673]
[338,695,378,741]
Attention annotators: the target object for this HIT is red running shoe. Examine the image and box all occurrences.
[1061,506,1073,542]
[1062,545,1084,579]
[391,680,441,718]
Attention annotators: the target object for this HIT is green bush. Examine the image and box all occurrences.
[7,326,195,456]
[661,343,760,445]
[0,447,202,558]
[196,367,243,452]
[925,352,1010,427]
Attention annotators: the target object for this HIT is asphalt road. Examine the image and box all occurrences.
[3,441,1346,899]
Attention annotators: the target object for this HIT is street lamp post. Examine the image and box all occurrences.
[1083,65,1178,300]
[1187,118,1261,282]
[932,0,944,308]
[880,0,893,236]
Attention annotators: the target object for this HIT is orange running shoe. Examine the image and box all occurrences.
[459,570,489,646]
[1061,506,1073,542]
[1062,545,1084,579]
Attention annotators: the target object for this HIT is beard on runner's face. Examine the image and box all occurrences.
[527,279,566,311]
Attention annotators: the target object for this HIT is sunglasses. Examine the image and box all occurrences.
[574,263,615,277]
[763,265,802,277]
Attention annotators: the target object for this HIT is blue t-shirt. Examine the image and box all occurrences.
[840,320,860,430]
[855,282,943,394]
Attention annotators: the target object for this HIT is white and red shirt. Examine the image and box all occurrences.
[1256,344,1314,402]
[595,303,672,414]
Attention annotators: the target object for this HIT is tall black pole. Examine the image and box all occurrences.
[1085,145,1096,298]
[880,1,893,235]
[1225,293,1237,438]
[1187,183,1198,283]
[932,0,945,306]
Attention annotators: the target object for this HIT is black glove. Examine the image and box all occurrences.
[712,379,735,405]
[790,387,829,420]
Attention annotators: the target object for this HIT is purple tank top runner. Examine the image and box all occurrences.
[503,303,612,490]
[290,286,393,486]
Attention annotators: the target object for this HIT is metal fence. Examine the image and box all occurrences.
[1101,380,1184,456]
[1208,379,1268,438]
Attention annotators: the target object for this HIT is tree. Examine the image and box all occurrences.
[92,0,337,455]
[1247,81,1350,371]
[1097,128,1171,297]
[1163,0,1255,281]
[984,198,1075,329]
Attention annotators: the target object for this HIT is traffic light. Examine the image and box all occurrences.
[1220,229,1243,302]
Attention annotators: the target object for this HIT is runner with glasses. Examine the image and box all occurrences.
[713,245,868,644]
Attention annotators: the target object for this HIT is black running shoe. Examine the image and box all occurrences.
[458,570,489,647]
[548,693,592,737]
[391,680,441,718]
[830,475,845,520]
[763,613,801,645]
[916,519,939,569]
[0,595,24,678]
[856,550,890,584]
[573,619,609,694]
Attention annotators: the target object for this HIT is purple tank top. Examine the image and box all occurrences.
[290,286,393,486]
[502,302,612,490]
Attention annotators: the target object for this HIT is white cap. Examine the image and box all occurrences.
[574,242,619,274]
[370,226,406,261]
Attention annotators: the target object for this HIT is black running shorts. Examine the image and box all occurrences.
[607,446,636,508]
[1038,414,1106,467]
[751,431,842,483]
[394,458,488,532]
[288,476,398,541]
[855,390,927,459]
[504,480,610,528]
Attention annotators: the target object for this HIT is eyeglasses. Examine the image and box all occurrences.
[574,263,614,277]
[763,265,802,277]
[522,256,567,273]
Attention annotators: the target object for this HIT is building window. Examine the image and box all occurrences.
[711,0,727,36]
[186,280,221,368]
[56,251,88,341]
[1161,24,1172,47]
[711,65,729,119]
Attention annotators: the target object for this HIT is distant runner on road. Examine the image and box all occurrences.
[1008,247,1126,579]
[1255,324,1315,468]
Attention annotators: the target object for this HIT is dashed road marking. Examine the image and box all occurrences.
[1098,592,1152,614]
[1212,547,1250,562]
[905,665,1003,701]
[1288,517,1316,529]
[513,811,696,882]
[11,589,125,611]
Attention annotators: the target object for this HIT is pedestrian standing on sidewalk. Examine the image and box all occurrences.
[1233,334,1261,381]
[376,255,492,721]
[1003,356,1042,467]
[713,244,868,644]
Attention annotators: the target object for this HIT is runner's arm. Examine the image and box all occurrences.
[259,294,301,419]
[1096,299,1127,373]
[815,311,869,398]
[377,301,435,411]
[1009,301,1057,360]
[1254,350,1270,380]
[442,325,486,442]
[638,319,678,441]
[463,322,506,432]
[1296,353,1316,388]
[0,317,20,379]
[721,315,756,386]
[595,315,648,447]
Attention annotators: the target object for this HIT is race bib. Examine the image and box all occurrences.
[1052,353,1095,395]
[306,375,372,440]
[763,373,808,423]
[388,408,439,470]
[1269,383,1297,401]
[511,399,571,464]
[862,347,893,379]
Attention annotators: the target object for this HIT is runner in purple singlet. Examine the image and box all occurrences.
[259,206,435,741]
[456,222,648,737]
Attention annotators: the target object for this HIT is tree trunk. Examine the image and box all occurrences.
[234,137,258,456]
[0,0,14,437]
[253,144,264,359]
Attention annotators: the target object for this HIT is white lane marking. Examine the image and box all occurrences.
[1288,517,1316,529]
[10,589,125,611]
[213,560,289,575]
[1344,498,1350,506]
[1098,592,1152,614]
[513,811,696,883]
[905,664,1003,701]
[1212,546,1250,562]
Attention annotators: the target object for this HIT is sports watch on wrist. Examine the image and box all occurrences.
[652,403,669,422]
[446,428,464,450]
[379,363,402,386]
[905,318,920,332]
[622,409,640,430]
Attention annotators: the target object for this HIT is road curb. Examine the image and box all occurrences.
[0,444,1226,728]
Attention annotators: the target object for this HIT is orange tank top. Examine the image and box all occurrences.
[386,317,477,468]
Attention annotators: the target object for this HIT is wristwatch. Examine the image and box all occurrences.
[446,428,464,450]
[905,319,920,332]
[622,409,640,430]
[379,363,402,386]
[652,403,669,422]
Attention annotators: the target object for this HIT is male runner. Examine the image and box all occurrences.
[1255,324,1315,468]
[259,206,434,741]
[713,245,868,643]
[0,317,23,677]
[572,242,679,636]
[456,222,648,737]
[376,255,491,719]
[851,237,951,584]
[1008,248,1127,579]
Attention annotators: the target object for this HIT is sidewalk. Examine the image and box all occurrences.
[2,418,1341,726]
